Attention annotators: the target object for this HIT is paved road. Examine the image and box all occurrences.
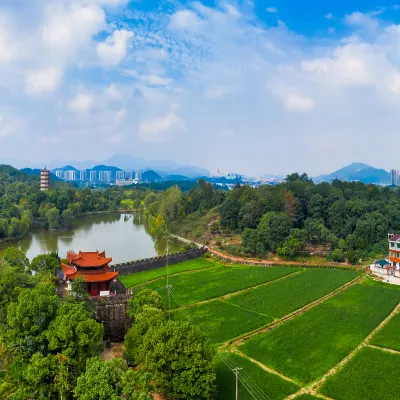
[169,234,206,249]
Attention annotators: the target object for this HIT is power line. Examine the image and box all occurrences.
[170,291,271,400]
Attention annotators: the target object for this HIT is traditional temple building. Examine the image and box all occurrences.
[62,250,118,296]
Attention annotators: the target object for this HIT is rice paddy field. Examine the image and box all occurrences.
[122,256,400,399]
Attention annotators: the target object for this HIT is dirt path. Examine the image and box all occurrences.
[227,274,363,348]
[367,344,400,355]
[231,348,297,385]
[285,303,400,399]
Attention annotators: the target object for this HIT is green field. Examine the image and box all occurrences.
[319,346,400,400]
[370,313,400,352]
[227,268,359,319]
[294,395,322,400]
[214,352,299,400]
[119,257,217,287]
[173,300,271,344]
[146,264,300,308]
[240,283,400,384]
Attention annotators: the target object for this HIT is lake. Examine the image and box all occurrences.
[0,213,180,264]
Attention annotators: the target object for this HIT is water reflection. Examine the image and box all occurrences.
[0,213,180,264]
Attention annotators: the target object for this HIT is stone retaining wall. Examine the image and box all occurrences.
[111,247,207,276]
[90,295,132,342]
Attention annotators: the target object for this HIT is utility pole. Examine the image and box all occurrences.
[232,367,242,400]
[166,237,172,320]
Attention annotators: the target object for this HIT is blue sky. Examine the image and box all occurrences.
[1,0,400,176]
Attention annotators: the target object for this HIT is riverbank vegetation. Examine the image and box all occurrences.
[3,162,400,264]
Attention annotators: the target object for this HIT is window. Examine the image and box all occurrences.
[390,242,395,247]
[391,252,395,257]
[397,243,400,248]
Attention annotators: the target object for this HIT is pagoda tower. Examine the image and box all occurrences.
[40,167,50,191]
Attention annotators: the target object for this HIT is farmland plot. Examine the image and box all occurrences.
[172,300,271,344]
[240,284,400,384]
[214,352,299,400]
[369,312,400,352]
[227,268,359,318]
[145,265,299,308]
[320,346,400,400]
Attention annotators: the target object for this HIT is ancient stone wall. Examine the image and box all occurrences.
[111,247,207,276]
[90,295,132,342]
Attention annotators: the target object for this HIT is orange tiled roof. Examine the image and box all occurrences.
[67,250,112,267]
[62,264,118,282]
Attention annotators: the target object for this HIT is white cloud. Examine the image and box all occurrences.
[325,13,334,20]
[224,4,241,17]
[284,94,315,112]
[139,105,185,142]
[25,68,62,94]
[42,3,105,52]
[266,7,277,13]
[0,114,22,138]
[169,10,202,31]
[115,107,127,122]
[97,29,134,66]
[0,25,16,63]
[204,86,229,99]
[69,93,94,111]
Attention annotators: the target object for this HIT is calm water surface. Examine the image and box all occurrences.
[0,213,179,264]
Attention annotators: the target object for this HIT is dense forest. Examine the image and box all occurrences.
[141,173,399,263]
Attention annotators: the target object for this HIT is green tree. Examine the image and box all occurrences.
[46,301,104,374]
[127,288,163,319]
[74,357,152,400]
[125,307,165,365]
[276,237,303,260]
[137,320,216,399]
[61,208,74,227]
[331,248,345,262]
[2,247,30,272]
[148,214,167,239]
[30,253,60,274]
[70,275,88,298]
[46,206,60,229]
[258,212,292,251]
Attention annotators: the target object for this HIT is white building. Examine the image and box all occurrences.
[135,171,142,180]
[89,170,97,182]
[80,170,87,181]
[116,179,134,186]
[98,170,111,183]
[116,171,126,180]
[64,170,78,181]
[55,170,64,180]
[390,169,399,186]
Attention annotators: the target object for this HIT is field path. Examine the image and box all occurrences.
[367,344,400,355]
[227,274,363,347]
[285,303,400,399]
[231,348,298,385]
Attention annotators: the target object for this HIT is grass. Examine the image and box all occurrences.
[146,265,300,308]
[240,283,400,385]
[294,395,322,400]
[172,300,272,344]
[370,313,400,352]
[227,268,359,319]
[214,352,299,400]
[119,257,216,287]
[319,346,400,400]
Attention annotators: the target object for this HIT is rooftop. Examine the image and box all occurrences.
[67,250,112,267]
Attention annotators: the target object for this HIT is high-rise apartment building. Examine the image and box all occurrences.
[98,170,111,183]
[55,170,64,180]
[80,170,87,182]
[135,171,142,180]
[89,170,97,182]
[391,169,399,186]
[116,171,126,180]
[64,170,78,181]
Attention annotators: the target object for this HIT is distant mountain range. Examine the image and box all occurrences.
[314,163,391,185]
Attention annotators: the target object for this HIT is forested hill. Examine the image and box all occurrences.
[142,173,398,263]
